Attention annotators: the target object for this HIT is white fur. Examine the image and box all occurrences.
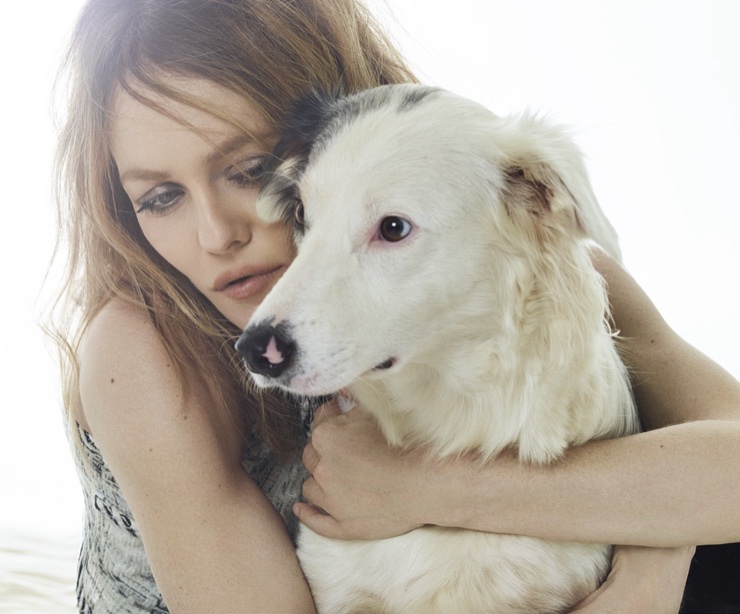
[242,85,638,613]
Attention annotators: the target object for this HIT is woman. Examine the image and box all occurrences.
[49,0,739,612]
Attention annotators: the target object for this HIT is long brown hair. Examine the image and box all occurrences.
[50,0,417,454]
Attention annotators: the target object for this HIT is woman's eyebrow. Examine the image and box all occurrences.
[205,134,257,165]
[118,134,258,184]
[118,168,170,184]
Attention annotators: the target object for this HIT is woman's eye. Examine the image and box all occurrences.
[228,157,267,188]
[379,216,412,242]
[136,184,185,215]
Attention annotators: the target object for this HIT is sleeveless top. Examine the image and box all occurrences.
[73,404,312,613]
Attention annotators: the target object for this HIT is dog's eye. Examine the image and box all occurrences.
[379,216,412,242]
[293,201,305,228]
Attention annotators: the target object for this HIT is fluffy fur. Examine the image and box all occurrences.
[236,84,639,613]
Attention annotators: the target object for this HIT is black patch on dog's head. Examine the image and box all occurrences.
[271,87,346,164]
[259,85,443,230]
[269,84,442,169]
[397,85,439,111]
[259,88,345,229]
[328,85,441,134]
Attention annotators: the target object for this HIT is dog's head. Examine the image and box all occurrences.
[236,84,619,396]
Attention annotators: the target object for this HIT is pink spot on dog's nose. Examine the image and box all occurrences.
[262,336,284,365]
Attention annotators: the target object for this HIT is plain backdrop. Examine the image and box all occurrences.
[0,0,737,540]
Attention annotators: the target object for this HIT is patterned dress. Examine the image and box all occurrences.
[73,412,310,613]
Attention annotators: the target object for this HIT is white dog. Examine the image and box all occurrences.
[236,84,639,613]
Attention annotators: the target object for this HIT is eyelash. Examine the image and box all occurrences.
[135,156,268,216]
[227,157,267,188]
[135,184,184,216]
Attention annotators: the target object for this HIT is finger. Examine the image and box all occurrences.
[301,475,321,505]
[302,440,320,473]
[293,502,343,539]
[312,397,342,427]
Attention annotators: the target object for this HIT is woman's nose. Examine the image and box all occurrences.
[195,190,253,254]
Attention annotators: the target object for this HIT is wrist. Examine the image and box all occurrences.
[420,449,517,532]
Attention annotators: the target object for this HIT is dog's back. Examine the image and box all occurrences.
[238,85,639,613]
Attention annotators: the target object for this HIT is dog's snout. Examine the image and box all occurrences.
[236,321,296,378]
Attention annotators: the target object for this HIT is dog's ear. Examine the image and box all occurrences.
[497,116,621,260]
[258,88,344,225]
[499,163,586,254]
[502,164,580,223]
[502,167,559,217]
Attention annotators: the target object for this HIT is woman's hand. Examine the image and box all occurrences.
[294,399,427,540]
[569,545,695,614]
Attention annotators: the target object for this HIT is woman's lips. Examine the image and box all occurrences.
[216,266,283,301]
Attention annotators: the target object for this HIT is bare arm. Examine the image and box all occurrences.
[80,300,315,613]
[594,247,739,429]
[297,251,740,547]
[569,545,694,613]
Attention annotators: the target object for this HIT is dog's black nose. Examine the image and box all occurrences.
[236,321,296,378]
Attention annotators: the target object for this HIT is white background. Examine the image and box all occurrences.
[1,0,738,542]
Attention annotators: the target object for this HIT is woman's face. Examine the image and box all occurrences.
[111,78,294,329]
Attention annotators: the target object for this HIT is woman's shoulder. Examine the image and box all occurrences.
[79,297,246,482]
[82,298,163,361]
[78,298,179,427]
[79,298,232,442]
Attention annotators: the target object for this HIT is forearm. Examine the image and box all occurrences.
[432,419,740,547]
